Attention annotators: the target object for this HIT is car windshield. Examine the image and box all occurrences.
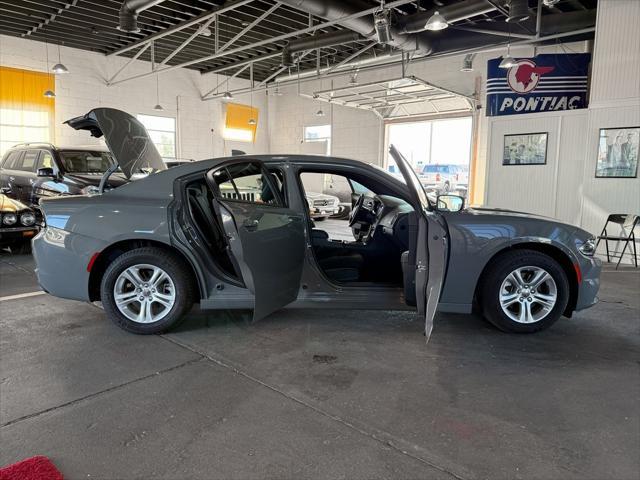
[59,151,115,173]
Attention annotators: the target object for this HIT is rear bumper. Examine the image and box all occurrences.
[32,227,103,302]
[575,255,602,311]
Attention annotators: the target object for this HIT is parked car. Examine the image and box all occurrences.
[305,192,341,220]
[33,108,600,338]
[419,164,464,193]
[0,191,42,253]
[0,143,128,205]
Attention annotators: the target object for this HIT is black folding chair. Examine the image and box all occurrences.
[595,214,639,269]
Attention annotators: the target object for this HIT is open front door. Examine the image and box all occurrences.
[208,160,305,321]
[389,145,448,340]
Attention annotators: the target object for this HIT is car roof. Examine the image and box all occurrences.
[5,143,109,153]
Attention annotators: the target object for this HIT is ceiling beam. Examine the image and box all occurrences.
[107,0,416,86]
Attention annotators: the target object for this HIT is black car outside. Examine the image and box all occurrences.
[0,143,128,206]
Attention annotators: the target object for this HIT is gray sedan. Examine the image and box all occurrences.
[32,108,601,337]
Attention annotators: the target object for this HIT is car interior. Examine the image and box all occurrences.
[183,161,418,297]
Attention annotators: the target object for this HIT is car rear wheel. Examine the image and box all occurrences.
[100,247,194,334]
[480,250,569,333]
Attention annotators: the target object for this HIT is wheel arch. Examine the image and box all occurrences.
[88,238,202,302]
[473,241,579,316]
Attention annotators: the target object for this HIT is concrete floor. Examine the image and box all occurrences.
[0,251,638,480]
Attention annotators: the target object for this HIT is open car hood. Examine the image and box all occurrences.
[64,108,166,179]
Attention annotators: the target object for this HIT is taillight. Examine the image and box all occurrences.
[436,173,441,182]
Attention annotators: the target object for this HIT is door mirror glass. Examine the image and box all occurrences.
[37,167,55,178]
[436,194,464,212]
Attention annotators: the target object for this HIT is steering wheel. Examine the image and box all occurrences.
[349,194,365,227]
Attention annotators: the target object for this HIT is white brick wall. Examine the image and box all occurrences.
[0,34,269,159]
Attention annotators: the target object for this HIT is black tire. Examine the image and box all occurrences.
[315,216,327,221]
[100,247,194,334]
[480,249,569,333]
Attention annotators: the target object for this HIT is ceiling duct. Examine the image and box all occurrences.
[506,0,530,23]
[279,0,433,55]
[119,0,167,32]
[275,9,596,83]
[400,0,497,33]
[282,30,363,67]
[280,0,501,63]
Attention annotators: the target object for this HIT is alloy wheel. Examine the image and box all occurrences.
[499,266,557,324]
[113,264,176,324]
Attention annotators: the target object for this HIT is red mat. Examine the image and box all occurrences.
[0,456,63,480]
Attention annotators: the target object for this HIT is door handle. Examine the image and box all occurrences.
[243,219,259,232]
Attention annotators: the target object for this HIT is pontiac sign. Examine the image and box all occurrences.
[486,53,591,117]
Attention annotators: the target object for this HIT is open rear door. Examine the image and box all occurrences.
[389,145,448,340]
[208,160,305,321]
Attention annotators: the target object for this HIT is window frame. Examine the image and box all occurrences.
[208,160,285,208]
[14,150,41,172]
[136,113,177,159]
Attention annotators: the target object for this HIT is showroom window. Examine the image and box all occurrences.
[137,114,177,159]
[303,124,331,155]
[0,67,55,156]
[386,117,472,173]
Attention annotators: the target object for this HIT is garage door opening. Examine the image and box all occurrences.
[385,116,473,198]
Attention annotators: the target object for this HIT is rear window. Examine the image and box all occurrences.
[59,151,114,173]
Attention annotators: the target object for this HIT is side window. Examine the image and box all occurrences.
[1,151,22,170]
[38,151,54,169]
[15,150,40,172]
[213,162,282,206]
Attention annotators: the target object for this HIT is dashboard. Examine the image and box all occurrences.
[364,194,413,249]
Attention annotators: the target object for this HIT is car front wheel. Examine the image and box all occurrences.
[100,247,194,334]
[480,250,569,333]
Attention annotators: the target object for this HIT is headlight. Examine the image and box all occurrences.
[578,236,596,257]
[20,212,36,226]
[2,213,17,225]
[81,185,101,196]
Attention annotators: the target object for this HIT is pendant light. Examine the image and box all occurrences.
[315,109,325,117]
[425,11,448,31]
[52,41,69,74]
[499,26,517,69]
[248,80,256,126]
[43,41,56,98]
[153,74,164,111]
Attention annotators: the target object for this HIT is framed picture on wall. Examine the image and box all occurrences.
[595,127,639,178]
[503,133,548,165]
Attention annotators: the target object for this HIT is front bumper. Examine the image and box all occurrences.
[575,255,602,311]
[0,226,39,245]
[310,206,340,217]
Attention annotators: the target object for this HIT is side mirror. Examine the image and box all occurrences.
[436,194,464,212]
[37,167,55,178]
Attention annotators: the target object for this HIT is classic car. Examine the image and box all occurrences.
[0,143,128,205]
[32,108,601,338]
[0,192,41,253]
